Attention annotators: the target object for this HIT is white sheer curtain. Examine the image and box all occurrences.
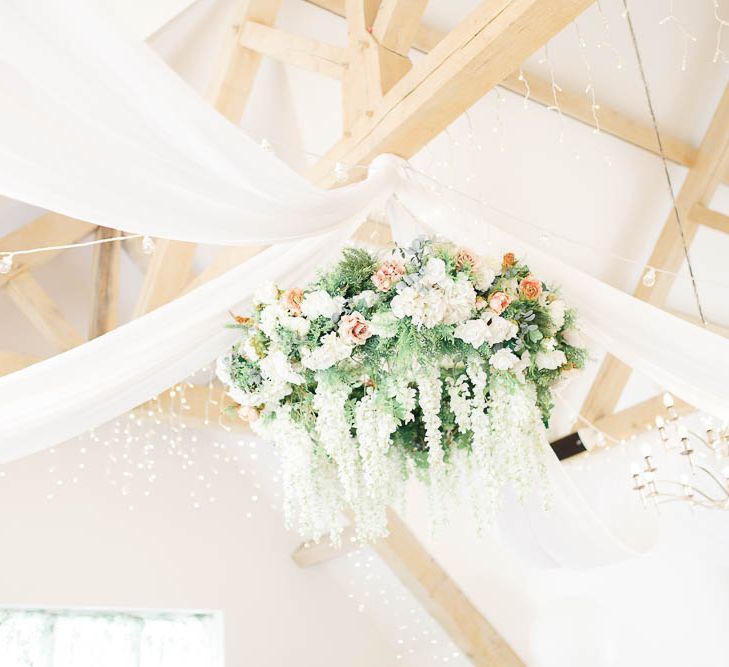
[0,608,221,667]
[0,0,399,242]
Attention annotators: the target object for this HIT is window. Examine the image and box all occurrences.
[0,607,223,667]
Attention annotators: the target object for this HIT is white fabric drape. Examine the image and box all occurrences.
[0,0,399,243]
[391,171,729,418]
[0,226,358,459]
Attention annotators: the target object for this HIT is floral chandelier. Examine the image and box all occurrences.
[217,237,587,542]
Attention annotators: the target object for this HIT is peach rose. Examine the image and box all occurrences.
[284,288,304,315]
[237,405,259,422]
[338,311,372,345]
[475,296,489,310]
[488,291,512,314]
[455,248,479,271]
[501,252,516,272]
[519,273,542,300]
[371,259,406,292]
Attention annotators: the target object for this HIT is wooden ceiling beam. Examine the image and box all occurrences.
[689,203,729,235]
[371,0,429,57]
[0,351,40,377]
[577,83,729,425]
[239,22,348,79]
[134,0,283,318]
[0,214,95,288]
[303,0,722,183]
[5,272,84,352]
[309,0,596,187]
[88,227,121,338]
[585,393,694,443]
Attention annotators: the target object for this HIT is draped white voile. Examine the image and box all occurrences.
[0,0,398,243]
[391,170,729,418]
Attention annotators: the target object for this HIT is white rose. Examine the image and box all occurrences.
[301,332,353,370]
[548,299,566,330]
[562,327,584,348]
[443,276,476,324]
[420,257,448,286]
[454,319,489,348]
[536,350,567,370]
[253,281,278,305]
[300,290,345,319]
[390,287,416,320]
[351,290,378,308]
[490,348,519,371]
[475,266,496,291]
[259,349,305,384]
[279,315,310,336]
[412,289,448,328]
[486,314,518,344]
[259,303,285,337]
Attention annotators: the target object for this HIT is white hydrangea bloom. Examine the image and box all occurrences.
[391,285,448,328]
[535,337,567,370]
[301,332,353,370]
[279,314,310,336]
[253,281,278,305]
[535,348,567,370]
[454,319,489,348]
[300,290,345,319]
[475,266,496,291]
[486,314,518,344]
[443,276,476,324]
[548,299,566,330]
[562,327,584,348]
[490,348,519,371]
[230,377,291,408]
[258,303,286,337]
[420,257,448,287]
[351,290,378,308]
[259,349,305,385]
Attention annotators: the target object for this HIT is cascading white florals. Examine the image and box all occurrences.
[217,237,587,542]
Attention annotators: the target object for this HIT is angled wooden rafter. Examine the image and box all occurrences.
[0,213,93,359]
[0,351,39,376]
[309,0,597,187]
[578,83,729,427]
[6,272,84,352]
[304,0,729,186]
[89,226,121,338]
[239,21,349,79]
[133,0,284,319]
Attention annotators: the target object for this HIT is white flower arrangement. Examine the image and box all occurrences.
[218,238,587,542]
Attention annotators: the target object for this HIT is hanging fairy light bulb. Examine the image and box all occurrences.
[0,253,13,275]
[642,266,656,287]
[141,235,155,255]
[334,161,348,183]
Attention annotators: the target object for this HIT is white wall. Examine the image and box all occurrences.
[0,421,402,666]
